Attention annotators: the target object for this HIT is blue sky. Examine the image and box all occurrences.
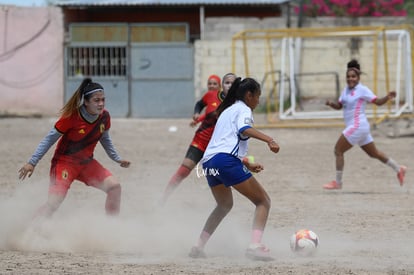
[0,0,47,6]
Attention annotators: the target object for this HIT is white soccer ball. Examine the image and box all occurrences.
[290,229,319,256]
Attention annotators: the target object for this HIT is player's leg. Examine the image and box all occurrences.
[361,141,406,185]
[324,134,352,189]
[34,162,75,218]
[360,141,388,162]
[35,193,67,219]
[189,184,233,258]
[232,176,273,261]
[161,145,203,204]
[94,176,121,215]
[335,134,353,172]
[80,160,120,215]
[232,177,270,244]
[201,184,233,235]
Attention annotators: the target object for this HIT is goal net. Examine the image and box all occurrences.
[231,25,414,127]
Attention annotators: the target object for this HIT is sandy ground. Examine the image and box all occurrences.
[0,116,413,274]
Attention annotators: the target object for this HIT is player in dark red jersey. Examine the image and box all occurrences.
[161,73,236,204]
[18,78,130,218]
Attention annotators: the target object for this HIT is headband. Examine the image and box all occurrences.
[83,82,104,97]
[84,88,104,96]
[208,74,221,86]
[347,67,361,75]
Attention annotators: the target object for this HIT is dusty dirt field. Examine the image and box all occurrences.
[0,116,413,274]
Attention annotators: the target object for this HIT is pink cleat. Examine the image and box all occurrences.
[397,166,407,186]
[323,180,342,190]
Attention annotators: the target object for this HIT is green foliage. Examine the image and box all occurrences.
[405,0,414,17]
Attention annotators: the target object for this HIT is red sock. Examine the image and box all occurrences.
[105,184,121,216]
[161,165,191,203]
[168,165,191,189]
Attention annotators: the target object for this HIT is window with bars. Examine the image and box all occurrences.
[66,23,188,77]
[67,46,127,77]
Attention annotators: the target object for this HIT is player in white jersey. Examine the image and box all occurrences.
[324,59,406,190]
[188,77,280,261]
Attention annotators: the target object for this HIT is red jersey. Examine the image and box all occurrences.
[53,110,111,164]
[191,90,224,151]
[201,90,223,116]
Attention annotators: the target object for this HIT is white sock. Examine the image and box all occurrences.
[336,171,343,184]
[386,159,400,173]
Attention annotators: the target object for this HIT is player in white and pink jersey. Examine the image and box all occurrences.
[323,59,406,190]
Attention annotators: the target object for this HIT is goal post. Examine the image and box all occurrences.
[231,25,414,127]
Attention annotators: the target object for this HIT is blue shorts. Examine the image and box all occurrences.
[202,153,252,187]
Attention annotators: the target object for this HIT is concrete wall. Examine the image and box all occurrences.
[194,16,410,101]
[0,5,410,116]
[0,6,63,116]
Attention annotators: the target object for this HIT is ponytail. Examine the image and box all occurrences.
[60,78,92,118]
[216,77,261,117]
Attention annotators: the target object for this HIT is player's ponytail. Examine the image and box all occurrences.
[217,77,261,117]
[60,78,93,118]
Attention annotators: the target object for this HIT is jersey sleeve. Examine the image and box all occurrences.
[361,86,377,103]
[193,99,205,114]
[338,88,346,103]
[237,106,253,137]
[100,130,121,162]
[28,128,62,166]
[54,115,72,134]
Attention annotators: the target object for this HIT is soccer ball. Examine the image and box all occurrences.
[290,229,319,256]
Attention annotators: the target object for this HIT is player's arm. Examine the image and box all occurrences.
[372,91,396,106]
[192,99,206,124]
[242,156,264,173]
[100,131,130,168]
[241,127,279,154]
[325,100,342,110]
[18,128,62,180]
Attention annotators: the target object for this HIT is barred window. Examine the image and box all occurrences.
[67,46,127,77]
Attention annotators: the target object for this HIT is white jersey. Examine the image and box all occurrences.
[202,100,253,162]
[339,83,377,129]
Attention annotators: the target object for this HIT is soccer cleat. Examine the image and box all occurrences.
[397,166,407,186]
[245,243,274,261]
[189,246,206,259]
[323,180,342,190]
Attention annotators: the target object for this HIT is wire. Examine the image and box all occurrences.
[0,9,60,88]
[0,53,62,88]
[0,9,51,62]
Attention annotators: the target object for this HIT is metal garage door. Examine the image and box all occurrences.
[64,23,194,118]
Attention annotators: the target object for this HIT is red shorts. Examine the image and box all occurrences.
[49,159,112,195]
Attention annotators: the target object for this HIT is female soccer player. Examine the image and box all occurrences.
[323,59,406,190]
[18,78,130,217]
[161,73,237,204]
[189,77,280,261]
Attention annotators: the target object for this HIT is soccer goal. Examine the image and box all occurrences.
[231,25,414,127]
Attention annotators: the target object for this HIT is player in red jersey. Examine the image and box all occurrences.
[161,73,237,204]
[18,78,130,218]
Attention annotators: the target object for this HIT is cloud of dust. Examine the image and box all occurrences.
[4,178,413,270]
[0,178,271,261]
